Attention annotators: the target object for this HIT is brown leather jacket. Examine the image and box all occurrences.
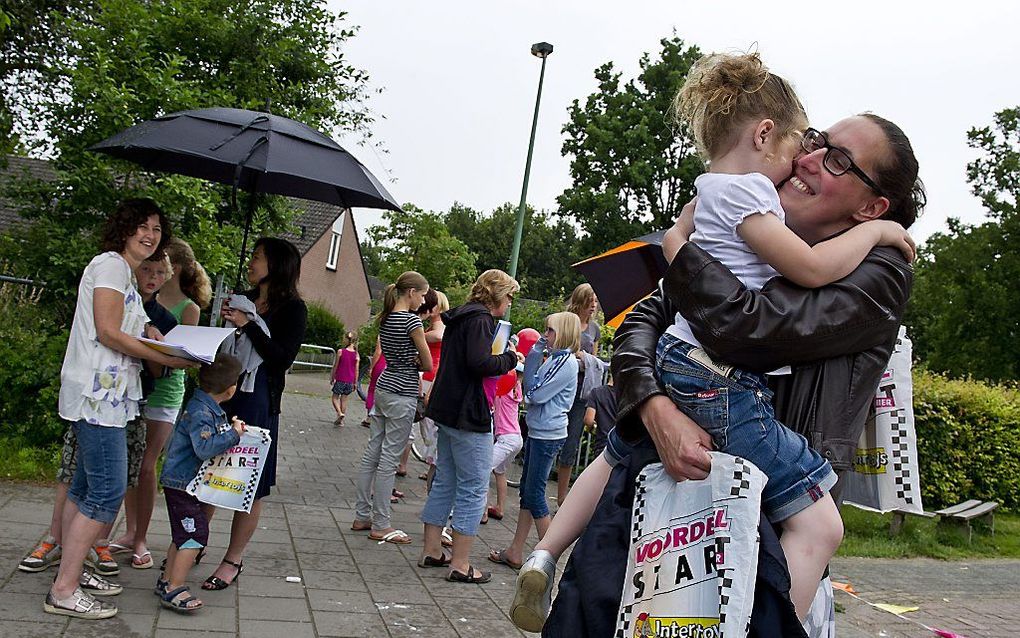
[612,241,913,475]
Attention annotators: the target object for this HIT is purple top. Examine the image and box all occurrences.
[333,348,358,383]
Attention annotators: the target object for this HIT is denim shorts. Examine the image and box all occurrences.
[58,418,145,489]
[66,419,128,524]
[655,333,837,523]
[519,437,564,519]
[603,426,636,467]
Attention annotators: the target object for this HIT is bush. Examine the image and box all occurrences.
[304,301,346,350]
[914,369,1020,510]
[0,294,68,447]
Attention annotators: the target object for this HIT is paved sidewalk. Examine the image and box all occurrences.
[0,371,1017,637]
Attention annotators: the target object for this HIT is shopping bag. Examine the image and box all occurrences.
[842,327,925,514]
[616,452,767,638]
[185,426,272,513]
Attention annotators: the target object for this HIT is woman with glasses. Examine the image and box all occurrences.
[417,269,521,584]
[511,51,918,632]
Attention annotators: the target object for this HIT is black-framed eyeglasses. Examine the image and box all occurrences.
[801,128,885,197]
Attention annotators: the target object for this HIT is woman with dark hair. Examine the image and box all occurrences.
[44,198,196,620]
[201,237,307,590]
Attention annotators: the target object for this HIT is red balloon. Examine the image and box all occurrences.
[496,370,517,396]
[516,328,541,357]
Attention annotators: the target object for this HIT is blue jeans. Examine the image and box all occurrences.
[420,424,493,537]
[656,333,837,522]
[67,419,128,524]
[557,396,588,467]
[520,437,565,519]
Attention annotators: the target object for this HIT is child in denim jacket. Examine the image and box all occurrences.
[157,353,244,613]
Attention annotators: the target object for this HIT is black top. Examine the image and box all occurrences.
[585,384,618,436]
[141,296,179,398]
[425,302,517,433]
[240,293,307,415]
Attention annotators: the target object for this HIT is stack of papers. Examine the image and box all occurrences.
[138,325,237,364]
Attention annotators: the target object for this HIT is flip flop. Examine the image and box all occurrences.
[446,565,491,584]
[132,551,154,570]
[441,528,454,548]
[487,506,504,520]
[108,542,134,555]
[369,530,412,545]
[488,548,523,570]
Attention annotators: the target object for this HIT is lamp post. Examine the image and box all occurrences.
[507,41,553,283]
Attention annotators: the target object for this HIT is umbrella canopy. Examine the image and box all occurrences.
[90,107,402,284]
[572,230,668,329]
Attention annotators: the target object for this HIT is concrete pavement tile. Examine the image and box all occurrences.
[453,616,527,637]
[437,594,508,621]
[243,541,297,561]
[238,595,311,621]
[67,611,154,637]
[156,604,237,632]
[287,537,351,556]
[236,557,300,577]
[421,578,492,599]
[237,575,306,598]
[154,630,233,638]
[2,572,52,595]
[356,562,419,584]
[366,582,436,604]
[311,610,388,637]
[305,589,375,613]
[388,621,459,637]
[296,552,358,573]
[0,620,67,638]
[238,619,315,638]
[302,570,369,592]
[0,592,52,621]
[377,602,449,627]
[289,525,343,541]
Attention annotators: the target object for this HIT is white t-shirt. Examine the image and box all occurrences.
[58,251,149,427]
[667,172,791,375]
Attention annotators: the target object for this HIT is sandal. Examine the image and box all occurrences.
[131,551,154,570]
[160,586,203,614]
[417,551,452,568]
[108,541,133,556]
[350,520,372,532]
[446,565,491,584]
[488,548,523,570]
[44,587,118,619]
[487,506,504,520]
[201,559,243,590]
[369,530,412,545]
[441,527,454,548]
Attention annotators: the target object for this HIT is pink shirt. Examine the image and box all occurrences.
[332,348,358,383]
[493,382,523,437]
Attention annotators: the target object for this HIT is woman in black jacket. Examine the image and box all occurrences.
[418,269,521,584]
[202,237,307,590]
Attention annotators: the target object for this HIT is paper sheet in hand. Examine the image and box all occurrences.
[491,320,512,355]
[138,325,236,364]
[186,426,271,513]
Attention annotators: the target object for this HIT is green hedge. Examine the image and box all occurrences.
[304,301,346,350]
[914,369,1020,510]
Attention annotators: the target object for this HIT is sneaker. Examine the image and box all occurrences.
[86,543,120,577]
[78,568,123,596]
[510,550,557,632]
[44,587,118,620]
[19,537,62,573]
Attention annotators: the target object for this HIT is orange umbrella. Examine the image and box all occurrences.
[572,230,668,328]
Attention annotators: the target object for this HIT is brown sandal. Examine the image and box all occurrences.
[446,565,491,584]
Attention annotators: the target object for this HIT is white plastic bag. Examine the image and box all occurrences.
[186,426,272,513]
[616,452,767,638]
[843,326,924,514]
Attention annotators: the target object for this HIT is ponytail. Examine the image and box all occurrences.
[379,283,399,326]
[377,271,429,325]
[167,237,213,309]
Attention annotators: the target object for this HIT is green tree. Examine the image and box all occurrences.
[557,35,704,256]
[2,0,374,313]
[445,202,582,300]
[906,108,1020,381]
[367,205,477,292]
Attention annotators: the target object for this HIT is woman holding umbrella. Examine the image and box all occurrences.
[202,237,307,590]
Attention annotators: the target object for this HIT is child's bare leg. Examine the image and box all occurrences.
[780,493,844,620]
[165,544,203,609]
[493,472,508,516]
[535,453,613,559]
[331,394,343,417]
[339,394,349,416]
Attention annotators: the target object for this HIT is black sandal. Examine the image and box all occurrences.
[446,565,491,584]
[202,559,243,590]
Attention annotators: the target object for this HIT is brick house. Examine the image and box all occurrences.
[0,156,373,331]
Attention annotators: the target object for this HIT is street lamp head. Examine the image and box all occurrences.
[531,42,554,59]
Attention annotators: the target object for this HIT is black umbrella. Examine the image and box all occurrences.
[90,107,402,285]
[571,230,667,328]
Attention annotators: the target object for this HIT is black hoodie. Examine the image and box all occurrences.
[425,302,518,433]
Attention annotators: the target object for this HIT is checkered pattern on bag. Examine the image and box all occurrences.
[889,410,914,504]
[729,456,755,499]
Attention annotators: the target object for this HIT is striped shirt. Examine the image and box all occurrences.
[376,311,424,397]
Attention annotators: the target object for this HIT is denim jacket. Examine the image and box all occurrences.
[160,389,241,491]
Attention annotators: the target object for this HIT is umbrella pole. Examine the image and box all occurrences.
[235,191,257,290]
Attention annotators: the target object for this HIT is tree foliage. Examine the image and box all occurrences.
[366,205,477,292]
[906,107,1020,381]
[2,0,374,315]
[557,35,704,256]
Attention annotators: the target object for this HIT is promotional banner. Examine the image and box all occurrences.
[186,426,272,513]
[616,453,767,638]
[843,327,925,514]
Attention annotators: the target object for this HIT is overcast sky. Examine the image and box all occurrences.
[332,1,1020,247]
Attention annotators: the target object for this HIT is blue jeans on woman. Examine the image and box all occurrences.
[519,436,565,519]
[420,423,493,537]
[66,419,128,524]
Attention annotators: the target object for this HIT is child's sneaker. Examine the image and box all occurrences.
[18,536,61,572]
[85,542,120,577]
[510,549,557,632]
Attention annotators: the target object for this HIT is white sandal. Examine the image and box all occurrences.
[370,529,412,545]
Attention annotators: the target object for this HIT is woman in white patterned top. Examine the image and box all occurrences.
[352,271,432,545]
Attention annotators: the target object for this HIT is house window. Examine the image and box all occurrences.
[325,211,346,271]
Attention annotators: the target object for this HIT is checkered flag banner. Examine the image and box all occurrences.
[186,426,272,513]
[616,452,766,638]
[843,326,925,515]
